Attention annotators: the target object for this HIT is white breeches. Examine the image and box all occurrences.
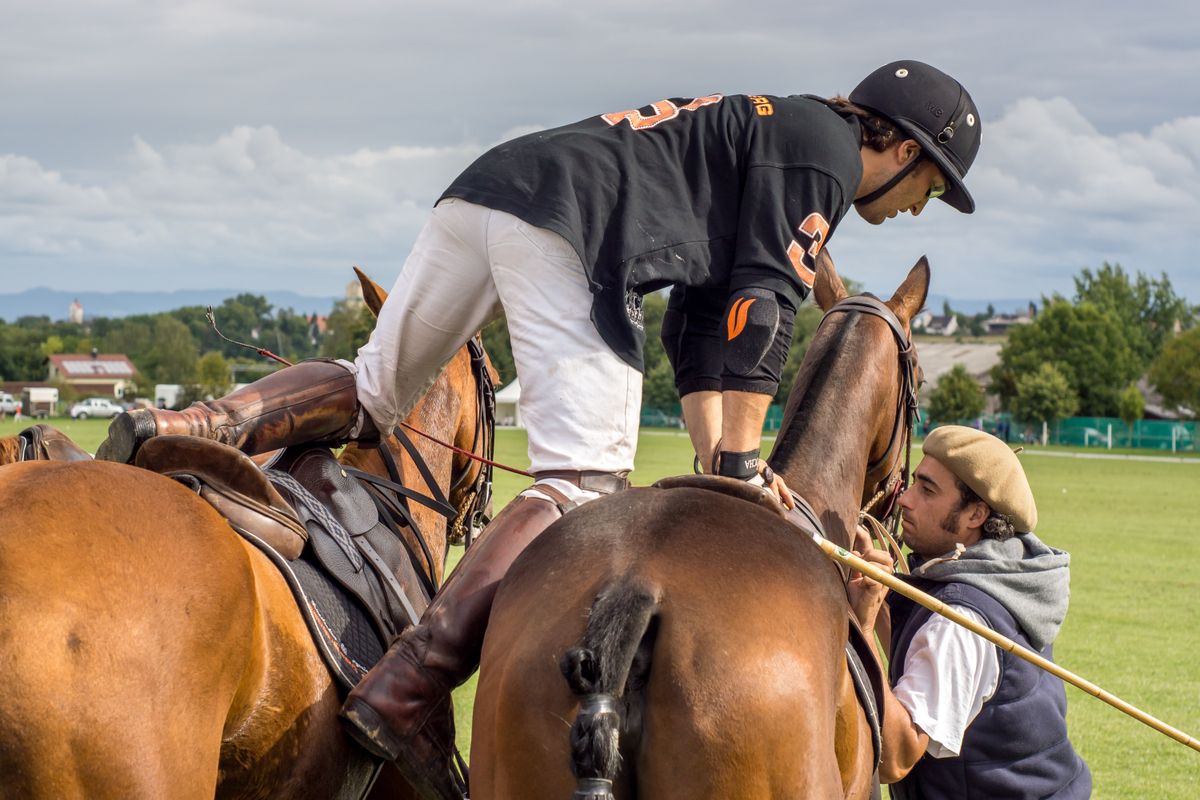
[351,198,642,489]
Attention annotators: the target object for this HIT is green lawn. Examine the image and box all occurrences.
[459,427,1200,799]
[6,419,1197,796]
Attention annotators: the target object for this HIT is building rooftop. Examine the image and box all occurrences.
[47,354,136,378]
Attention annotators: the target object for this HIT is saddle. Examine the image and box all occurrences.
[135,436,436,690]
[136,436,308,559]
[15,424,93,462]
[651,474,886,781]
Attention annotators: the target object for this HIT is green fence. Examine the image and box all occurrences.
[644,405,1197,452]
[922,413,1198,452]
[1055,417,1196,451]
[640,404,788,431]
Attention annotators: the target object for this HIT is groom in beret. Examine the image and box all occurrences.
[849,425,1092,799]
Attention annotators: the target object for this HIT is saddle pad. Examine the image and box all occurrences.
[237,525,385,691]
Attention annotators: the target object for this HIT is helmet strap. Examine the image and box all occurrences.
[855,155,922,206]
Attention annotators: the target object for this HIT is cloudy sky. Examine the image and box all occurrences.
[3,0,1199,307]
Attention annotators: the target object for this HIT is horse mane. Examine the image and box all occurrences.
[775,312,859,460]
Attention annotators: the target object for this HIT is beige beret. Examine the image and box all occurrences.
[922,425,1038,532]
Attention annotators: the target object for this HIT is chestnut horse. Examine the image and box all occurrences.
[469,253,927,799]
[0,271,494,799]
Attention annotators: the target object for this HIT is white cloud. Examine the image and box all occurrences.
[1,95,1198,305]
[833,96,1200,304]
[0,126,486,293]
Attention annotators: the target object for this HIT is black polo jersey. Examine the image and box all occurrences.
[441,93,862,372]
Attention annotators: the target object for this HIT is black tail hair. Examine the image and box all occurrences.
[559,579,659,800]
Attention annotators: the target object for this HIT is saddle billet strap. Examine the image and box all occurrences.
[266,469,364,572]
[274,457,426,639]
[360,483,438,603]
[355,535,422,629]
[846,621,884,774]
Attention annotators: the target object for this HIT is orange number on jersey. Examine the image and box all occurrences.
[602,94,724,130]
[786,212,830,288]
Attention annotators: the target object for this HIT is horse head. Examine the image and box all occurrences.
[339,267,497,582]
[771,251,929,548]
[0,435,23,465]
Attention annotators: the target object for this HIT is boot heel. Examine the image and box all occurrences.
[340,696,404,760]
[95,410,158,463]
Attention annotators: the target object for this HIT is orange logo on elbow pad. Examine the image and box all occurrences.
[727,297,757,340]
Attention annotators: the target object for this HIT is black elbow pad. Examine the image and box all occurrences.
[723,288,781,376]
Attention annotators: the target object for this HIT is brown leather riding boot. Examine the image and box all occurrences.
[339,484,578,800]
[95,359,371,463]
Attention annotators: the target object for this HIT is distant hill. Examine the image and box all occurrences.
[923,294,1036,316]
[0,287,1035,323]
[0,288,339,322]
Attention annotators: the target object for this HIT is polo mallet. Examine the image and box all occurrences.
[813,533,1200,754]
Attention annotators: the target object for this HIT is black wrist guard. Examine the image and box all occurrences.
[716,448,760,480]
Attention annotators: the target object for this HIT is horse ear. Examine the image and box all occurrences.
[889,256,931,325]
[354,266,388,319]
[812,249,848,311]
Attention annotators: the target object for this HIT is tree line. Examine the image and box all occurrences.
[0,293,376,405]
[3,263,1196,431]
[926,263,1198,431]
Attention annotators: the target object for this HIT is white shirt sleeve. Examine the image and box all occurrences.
[891,604,1001,758]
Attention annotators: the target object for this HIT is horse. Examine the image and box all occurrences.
[0,269,496,800]
[468,252,927,799]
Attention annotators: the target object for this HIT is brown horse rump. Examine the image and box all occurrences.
[649,476,884,776]
[135,436,438,692]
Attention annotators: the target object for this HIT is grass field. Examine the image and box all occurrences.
[8,418,1197,797]
[469,428,1200,799]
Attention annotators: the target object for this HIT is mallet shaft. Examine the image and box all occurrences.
[818,537,1200,754]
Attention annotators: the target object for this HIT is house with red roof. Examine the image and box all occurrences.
[46,352,138,398]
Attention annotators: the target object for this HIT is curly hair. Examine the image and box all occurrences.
[825,96,907,153]
[955,479,1017,541]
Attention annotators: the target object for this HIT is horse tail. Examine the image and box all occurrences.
[559,577,659,800]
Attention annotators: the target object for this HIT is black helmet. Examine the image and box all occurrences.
[850,61,981,213]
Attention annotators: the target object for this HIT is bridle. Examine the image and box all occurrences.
[813,293,920,567]
[450,336,497,547]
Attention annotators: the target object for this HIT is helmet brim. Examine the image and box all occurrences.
[893,118,976,214]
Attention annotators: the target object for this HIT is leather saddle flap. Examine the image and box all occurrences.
[18,424,92,462]
[279,446,430,642]
[135,435,307,560]
[651,474,788,519]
